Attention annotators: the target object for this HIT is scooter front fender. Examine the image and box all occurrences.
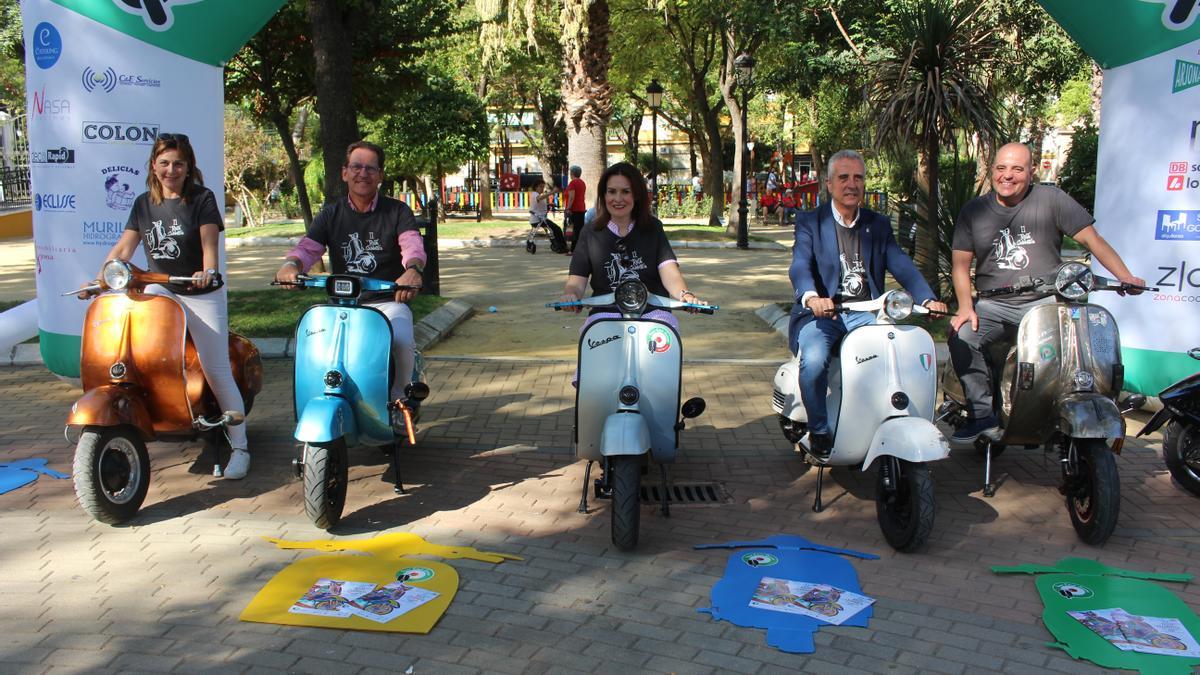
[67,386,154,440]
[600,413,652,457]
[1058,394,1123,439]
[296,396,358,445]
[862,417,950,471]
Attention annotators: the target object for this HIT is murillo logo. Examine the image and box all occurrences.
[114,0,204,32]
[1173,59,1200,94]
[82,121,160,144]
[82,66,117,93]
[32,22,63,70]
[1141,0,1199,30]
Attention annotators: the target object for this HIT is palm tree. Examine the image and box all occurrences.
[869,0,999,288]
[560,0,614,206]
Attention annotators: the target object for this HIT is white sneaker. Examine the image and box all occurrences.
[224,449,250,480]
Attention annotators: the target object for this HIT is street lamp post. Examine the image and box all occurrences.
[647,79,663,212]
[734,53,755,250]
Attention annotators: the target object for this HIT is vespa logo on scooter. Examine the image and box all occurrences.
[855,354,879,365]
[587,334,621,350]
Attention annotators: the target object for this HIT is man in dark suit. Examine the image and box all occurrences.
[788,149,947,458]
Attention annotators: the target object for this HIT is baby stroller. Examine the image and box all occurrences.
[526,215,568,254]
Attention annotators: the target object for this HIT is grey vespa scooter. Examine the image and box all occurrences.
[548,279,715,550]
[939,260,1155,545]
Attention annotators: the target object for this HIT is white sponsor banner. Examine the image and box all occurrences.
[22,2,224,377]
[1093,38,1200,392]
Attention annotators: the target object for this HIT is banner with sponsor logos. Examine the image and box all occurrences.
[1038,1,1200,394]
[22,0,282,377]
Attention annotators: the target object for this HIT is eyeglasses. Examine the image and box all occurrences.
[346,163,381,176]
[158,133,189,143]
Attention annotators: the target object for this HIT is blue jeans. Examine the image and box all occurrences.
[796,310,876,434]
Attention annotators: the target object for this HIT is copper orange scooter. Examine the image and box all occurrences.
[65,259,263,524]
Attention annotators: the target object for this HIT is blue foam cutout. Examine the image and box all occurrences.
[696,535,879,653]
[0,459,69,495]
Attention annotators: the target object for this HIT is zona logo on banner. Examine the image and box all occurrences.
[1157,210,1200,241]
[115,0,204,32]
[83,121,160,145]
[100,165,141,211]
[32,22,63,70]
[1173,60,1200,93]
[35,193,77,212]
[82,67,117,93]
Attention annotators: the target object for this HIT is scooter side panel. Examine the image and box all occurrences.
[577,319,681,462]
[294,305,393,447]
[832,325,938,461]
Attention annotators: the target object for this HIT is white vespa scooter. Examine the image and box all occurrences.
[772,290,950,551]
[548,279,715,551]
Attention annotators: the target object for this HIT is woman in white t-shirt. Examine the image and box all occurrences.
[528,180,552,225]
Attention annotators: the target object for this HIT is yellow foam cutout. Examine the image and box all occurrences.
[262,533,523,563]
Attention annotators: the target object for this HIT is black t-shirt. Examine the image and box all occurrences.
[307,196,420,284]
[833,223,868,302]
[952,184,1093,303]
[124,185,223,295]
[568,220,677,309]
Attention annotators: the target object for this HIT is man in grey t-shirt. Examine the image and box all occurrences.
[946,143,1145,443]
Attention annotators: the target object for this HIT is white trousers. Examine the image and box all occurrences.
[365,299,416,400]
[145,285,247,449]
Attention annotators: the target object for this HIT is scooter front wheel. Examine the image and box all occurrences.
[610,456,641,551]
[875,460,935,552]
[73,426,150,525]
[303,440,348,530]
[1067,439,1120,545]
[1163,422,1200,498]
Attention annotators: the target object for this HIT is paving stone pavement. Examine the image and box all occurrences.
[1,358,1198,674]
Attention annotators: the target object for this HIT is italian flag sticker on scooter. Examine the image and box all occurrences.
[647,326,672,354]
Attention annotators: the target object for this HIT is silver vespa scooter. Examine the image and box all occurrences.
[772,290,950,552]
[939,260,1155,545]
[548,279,715,550]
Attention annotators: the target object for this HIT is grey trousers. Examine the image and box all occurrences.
[947,298,1051,419]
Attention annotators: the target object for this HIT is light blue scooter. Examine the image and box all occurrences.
[548,279,716,550]
[277,274,428,530]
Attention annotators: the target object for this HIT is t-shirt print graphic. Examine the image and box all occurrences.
[991,226,1036,271]
[146,219,181,260]
[838,252,865,298]
[604,251,648,287]
[340,232,378,274]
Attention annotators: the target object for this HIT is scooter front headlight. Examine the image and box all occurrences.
[884,290,914,321]
[1055,262,1093,301]
[615,280,648,316]
[101,259,132,290]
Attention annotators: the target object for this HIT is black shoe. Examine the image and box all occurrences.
[808,432,833,461]
[951,415,999,444]
[390,402,420,435]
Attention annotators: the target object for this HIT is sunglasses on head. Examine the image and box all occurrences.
[158,133,189,143]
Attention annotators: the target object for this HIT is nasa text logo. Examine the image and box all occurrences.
[99,165,141,211]
[31,87,71,119]
[114,0,204,32]
[1156,210,1200,241]
[32,22,62,70]
[34,193,77,213]
[82,67,117,93]
[83,121,159,145]
[30,147,76,166]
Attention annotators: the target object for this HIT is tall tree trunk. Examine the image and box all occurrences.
[919,136,941,294]
[271,113,313,227]
[475,72,494,218]
[561,0,613,207]
[307,0,359,203]
[700,108,724,227]
[719,54,746,236]
[1090,62,1104,126]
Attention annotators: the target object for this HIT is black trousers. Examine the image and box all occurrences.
[567,211,585,252]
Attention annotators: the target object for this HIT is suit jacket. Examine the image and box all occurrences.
[788,203,936,353]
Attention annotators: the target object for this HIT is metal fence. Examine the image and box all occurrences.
[0,166,31,206]
[0,113,30,207]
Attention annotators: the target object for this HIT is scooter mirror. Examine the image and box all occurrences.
[224,411,246,426]
[1118,395,1146,414]
[405,381,431,402]
[680,397,706,419]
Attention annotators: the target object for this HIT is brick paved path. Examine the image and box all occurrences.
[1,358,1198,674]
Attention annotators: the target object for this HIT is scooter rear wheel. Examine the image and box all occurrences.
[1067,439,1120,545]
[303,440,348,530]
[875,460,935,552]
[73,426,150,525]
[610,457,641,551]
[1163,422,1200,498]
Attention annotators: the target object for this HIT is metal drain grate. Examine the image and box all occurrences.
[640,481,731,506]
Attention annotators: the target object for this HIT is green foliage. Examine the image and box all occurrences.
[0,0,23,113]
[636,152,670,178]
[897,149,983,297]
[227,290,444,337]
[656,193,714,219]
[363,79,489,179]
[304,150,326,209]
[1058,121,1098,213]
[1050,71,1094,127]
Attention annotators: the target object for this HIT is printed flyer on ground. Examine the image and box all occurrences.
[288,578,439,622]
[1069,608,1200,657]
[749,577,874,625]
[288,578,377,618]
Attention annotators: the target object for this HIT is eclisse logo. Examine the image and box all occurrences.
[35,193,77,212]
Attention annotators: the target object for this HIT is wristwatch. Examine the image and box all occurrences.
[406,263,424,275]
[205,268,217,276]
